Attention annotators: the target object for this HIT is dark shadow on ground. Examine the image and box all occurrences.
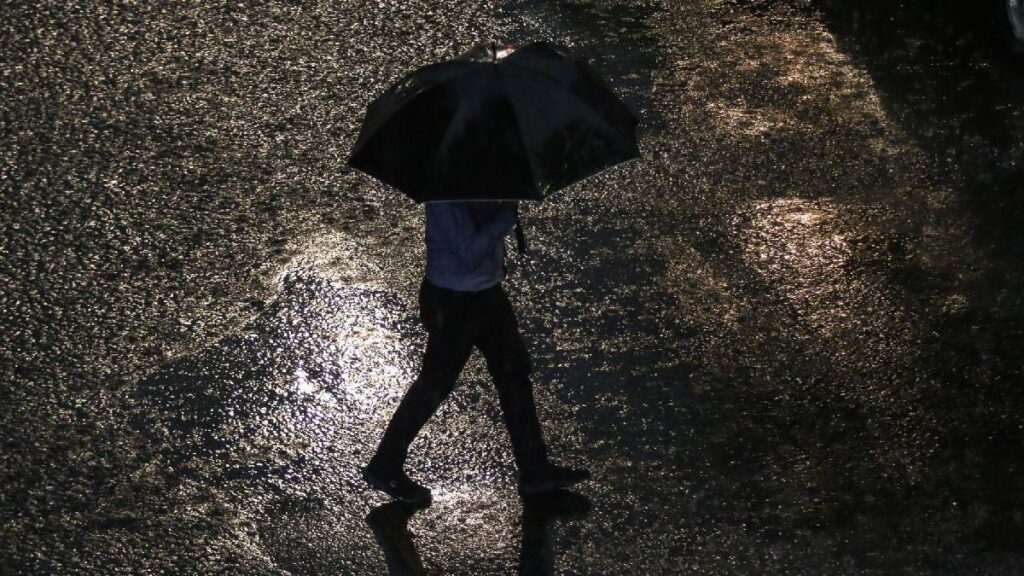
[366,491,592,576]
[765,0,1024,549]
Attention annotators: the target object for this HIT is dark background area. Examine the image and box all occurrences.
[814,0,1024,550]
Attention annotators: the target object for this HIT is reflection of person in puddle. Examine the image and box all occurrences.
[366,491,591,575]
[363,200,588,503]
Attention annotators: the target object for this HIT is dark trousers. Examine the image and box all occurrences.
[370,279,549,475]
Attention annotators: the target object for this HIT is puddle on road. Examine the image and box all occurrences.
[132,269,419,474]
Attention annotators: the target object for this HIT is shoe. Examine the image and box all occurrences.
[518,464,590,495]
[363,465,432,504]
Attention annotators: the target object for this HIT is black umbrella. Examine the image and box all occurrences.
[347,40,640,250]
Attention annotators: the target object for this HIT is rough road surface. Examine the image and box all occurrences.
[3,0,1023,573]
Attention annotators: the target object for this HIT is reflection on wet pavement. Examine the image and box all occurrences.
[5,0,1024,573]
[132,270,416,481]
[364,491,590,576]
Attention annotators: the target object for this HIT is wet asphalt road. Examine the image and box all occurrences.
[3,0,1024,573]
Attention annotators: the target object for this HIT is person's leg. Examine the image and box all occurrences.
[369,281,476,475]
[475,285,549,477]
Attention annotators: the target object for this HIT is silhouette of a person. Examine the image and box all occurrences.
[363,201,588,502]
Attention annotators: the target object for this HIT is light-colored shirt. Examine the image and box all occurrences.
[424,201,516,292]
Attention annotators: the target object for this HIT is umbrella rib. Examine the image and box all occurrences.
[494,65,543,198]
[504,61,631,140]
[434,68,492,169]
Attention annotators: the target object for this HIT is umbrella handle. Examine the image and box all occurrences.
[514,204,527,254]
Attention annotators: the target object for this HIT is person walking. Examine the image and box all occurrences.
[349,41,637,505]
[362,200,589,503]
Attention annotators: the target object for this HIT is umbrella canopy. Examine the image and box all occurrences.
[347,40,640,203]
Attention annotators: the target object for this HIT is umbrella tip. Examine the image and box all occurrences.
[461,39,503,63]
[494,42,517,61]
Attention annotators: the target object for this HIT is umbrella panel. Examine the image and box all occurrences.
[349,41,639,202]
[501,65,639,195]
[352,61,476,155]
[350,66,541,202]
[503,53,637,142]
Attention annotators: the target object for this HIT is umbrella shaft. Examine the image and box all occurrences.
[514,203,527,254]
